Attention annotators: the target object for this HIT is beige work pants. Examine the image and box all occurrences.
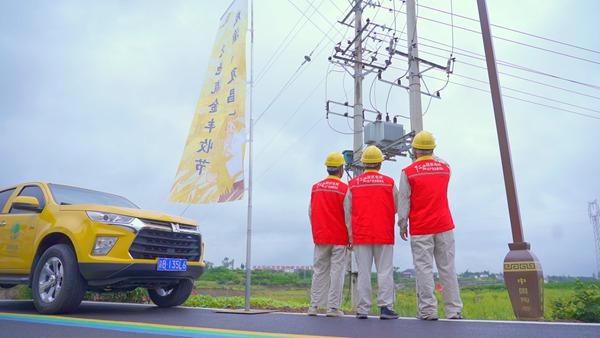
[411,230,463,318]
[310,244,348,309]
[354,244,395,314]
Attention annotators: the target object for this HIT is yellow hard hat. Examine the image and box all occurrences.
[324,152,345,167]
[360,145,384,164]
[412,130,436,150]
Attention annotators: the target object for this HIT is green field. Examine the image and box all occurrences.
[189,273,599,322]
[3,268,597,322]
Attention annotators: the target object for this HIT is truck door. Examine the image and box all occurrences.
[0,188,17,271]
[0,185,46,273]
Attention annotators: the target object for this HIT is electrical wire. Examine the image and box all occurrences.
[417,2,600,56]
[392,34,600,92]
[255,115,325,183]
[416,8,600,67]
[423,74,600,120]
[379,3,600,68]
[368,73,378,112]
[449,0,455,56]
[287,0,341,44]
[254,75,328,160]
[304,0,347,39]
[254,0,316,84]
[254,1,352,126]
[418,47,600,98]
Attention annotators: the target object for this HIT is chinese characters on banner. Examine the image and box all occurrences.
[170,0,248,204]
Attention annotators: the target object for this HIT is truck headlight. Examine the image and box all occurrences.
[92,236,118,255]
[87,211,135,224]
[86,211,144,233]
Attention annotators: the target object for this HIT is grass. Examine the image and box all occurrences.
[193,279,592,321]
[4,278,595,322]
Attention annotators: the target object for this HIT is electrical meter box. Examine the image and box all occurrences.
[364,121,406,154]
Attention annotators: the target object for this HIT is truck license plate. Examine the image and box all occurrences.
[157,258,187,271]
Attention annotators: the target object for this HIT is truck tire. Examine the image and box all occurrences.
[32,244,87,314]
[148,279,193,307]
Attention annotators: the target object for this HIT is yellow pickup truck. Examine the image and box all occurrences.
[0,182,205,314]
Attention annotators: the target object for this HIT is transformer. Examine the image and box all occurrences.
[364,121,410,156]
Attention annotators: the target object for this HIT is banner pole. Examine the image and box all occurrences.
[244,0,254,312]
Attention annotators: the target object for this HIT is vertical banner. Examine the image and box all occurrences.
[170,0,248,204]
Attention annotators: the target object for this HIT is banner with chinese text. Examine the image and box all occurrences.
[170,0,247,204]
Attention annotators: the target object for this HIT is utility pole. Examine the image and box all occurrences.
[589,200,600,279]
[327,0,448,311]
[353,1,364,159]
[349,0,364,313]
[406,0,423,134]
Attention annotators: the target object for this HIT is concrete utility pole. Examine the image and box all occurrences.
[353,1,364,164]
[589,200,600,279]
[406,0,423,134]
[349,0,363,312]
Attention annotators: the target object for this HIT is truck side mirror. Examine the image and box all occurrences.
[12,196,43,213]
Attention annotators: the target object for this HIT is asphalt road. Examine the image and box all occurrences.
[1,300,599,338]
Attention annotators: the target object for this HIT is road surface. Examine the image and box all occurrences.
[0,300,598,337]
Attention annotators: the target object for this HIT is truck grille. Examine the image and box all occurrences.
[129,229,201,261]
[138,218,197,231]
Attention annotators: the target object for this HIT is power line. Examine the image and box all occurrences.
[387,27,600,91]
[254,0,317,84]
[380,3,600,66]
[417,2,600,56]
[254,1,350,125]
[380,56,600,120]
[422,73,600,120]
[255,116,325,183]
[254,75,327,160]
[414,36,600,101]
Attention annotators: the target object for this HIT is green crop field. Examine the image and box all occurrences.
[189,271,599,322]
[3,268,597,322]
[192,281,579,320]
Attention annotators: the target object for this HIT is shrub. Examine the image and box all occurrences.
[551,279,600,323]
[84,288,149,303]
[183,295,305,310]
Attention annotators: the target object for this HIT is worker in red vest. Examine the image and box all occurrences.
[308,152,349,317]
[344,145,400,320]
[398,131,464,320]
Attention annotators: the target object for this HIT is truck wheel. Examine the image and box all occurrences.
[32,244,87,314]
[148,279,193,307]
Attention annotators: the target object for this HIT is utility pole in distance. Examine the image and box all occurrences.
[326,0,435,311]
[387,0,452,138]
[406,0,423,134]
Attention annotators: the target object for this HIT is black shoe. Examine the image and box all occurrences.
[417,314,439,321]
[380,306,399,320]
[356,313,368,319]
[449,313,463,320]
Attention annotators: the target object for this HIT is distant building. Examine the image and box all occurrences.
[399,268,416,279]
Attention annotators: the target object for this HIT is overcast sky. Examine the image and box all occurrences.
[1,0,599,277]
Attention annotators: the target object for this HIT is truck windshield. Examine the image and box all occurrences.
[48,184,139,209]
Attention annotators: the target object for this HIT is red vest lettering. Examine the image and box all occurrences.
[403,159,454,235]
[310,178,349,245]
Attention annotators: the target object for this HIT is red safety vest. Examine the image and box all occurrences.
[403,158,455,235]
[310,177,349,245]
[348,171,396,244]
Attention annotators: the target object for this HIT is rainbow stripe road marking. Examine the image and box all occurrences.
[0,312,340,338]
